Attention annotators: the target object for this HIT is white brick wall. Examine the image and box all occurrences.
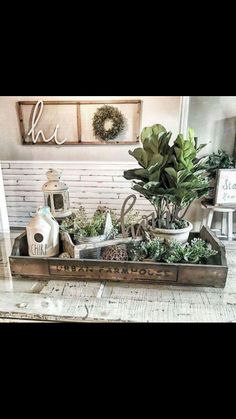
[1,161,154,227]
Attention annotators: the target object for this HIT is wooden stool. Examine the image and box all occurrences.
[201,201,235,240]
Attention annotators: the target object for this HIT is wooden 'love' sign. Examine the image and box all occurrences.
[214,169,236,206]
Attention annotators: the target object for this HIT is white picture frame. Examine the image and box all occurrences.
[214,169,236,206]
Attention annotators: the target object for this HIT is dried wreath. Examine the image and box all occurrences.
[92,105,125,141]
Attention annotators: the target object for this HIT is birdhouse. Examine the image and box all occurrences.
[42,169,71,219]
[26,206,59,257]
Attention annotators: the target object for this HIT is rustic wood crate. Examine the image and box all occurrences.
[9,226,228,288]
[60,231,142,259]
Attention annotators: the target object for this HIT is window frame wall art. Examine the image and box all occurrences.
[17,99,142,146]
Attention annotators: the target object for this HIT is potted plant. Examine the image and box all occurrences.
[128,236,217,265]
[60,206,115,258]
[123,124,209,243]
[205,149,235,202]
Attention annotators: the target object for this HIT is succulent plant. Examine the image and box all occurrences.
[129,237,218,264]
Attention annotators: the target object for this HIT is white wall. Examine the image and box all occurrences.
[188,96,236,156]
[0,96,181,161]
[0,95,183,230]
[2,161,155,228]
[188,96,236,231]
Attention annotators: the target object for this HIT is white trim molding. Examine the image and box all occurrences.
[179,96,190,137]
[0,162,10,232]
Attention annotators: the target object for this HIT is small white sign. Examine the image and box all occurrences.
[215,169,236,206]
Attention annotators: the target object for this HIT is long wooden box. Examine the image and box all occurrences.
[9,226,228,288]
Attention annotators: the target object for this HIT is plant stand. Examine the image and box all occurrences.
[201,200,236,241]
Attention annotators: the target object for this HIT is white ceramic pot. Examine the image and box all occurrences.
[148,221,193,244]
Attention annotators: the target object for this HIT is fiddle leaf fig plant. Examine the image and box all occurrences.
[124,124,209,229]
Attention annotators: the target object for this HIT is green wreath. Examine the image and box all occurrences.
[93,105,125,141]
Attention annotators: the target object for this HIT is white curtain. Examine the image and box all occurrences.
[179,96,190,137]
[0,163,10,233]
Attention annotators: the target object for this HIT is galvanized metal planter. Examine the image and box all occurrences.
[9,226,228,288]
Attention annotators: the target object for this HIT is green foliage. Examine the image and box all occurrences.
[124,124,209,229]
[60,206,142,241]
[60,206,87,236]
[157,219,188,230]
[60,206,112,240]
[129,237,218,264]
[206,149,234,179]
[123,209,140,229]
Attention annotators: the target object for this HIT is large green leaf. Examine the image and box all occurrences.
[149,169,161,181]
[143,181,161,191]
[184,149,197,160]
[175,134,185,148]
[188,128,195,144]
[159,132,172,155]
[183,140,194,153]
[123,168,149,181]
[140,127,153,143]
[177,169,192,183]
[148,154,169,175]
[174,146,182,160]
[168,154,179,170]
[128,148,148,168]
[143,136,160,155]
[132,183,153,198]
[149,153,163,168]
[165,167,177,180]
[152,124,167,136]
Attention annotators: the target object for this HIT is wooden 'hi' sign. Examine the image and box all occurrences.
[17,99,142,145]
[214,169,236,206]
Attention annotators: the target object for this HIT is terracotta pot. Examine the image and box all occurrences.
[148,221,193,244]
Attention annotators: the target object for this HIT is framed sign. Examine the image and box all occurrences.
[214,169,236,206]
[17,100,142,146]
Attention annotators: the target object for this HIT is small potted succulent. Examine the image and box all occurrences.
[124,124,209,243]
[60,206,115,259]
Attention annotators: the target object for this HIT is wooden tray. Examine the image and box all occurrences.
[9,226,228,288]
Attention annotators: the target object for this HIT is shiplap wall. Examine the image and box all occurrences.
[1,161,154,228]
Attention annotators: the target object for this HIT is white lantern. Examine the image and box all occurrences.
[42,169,71,219]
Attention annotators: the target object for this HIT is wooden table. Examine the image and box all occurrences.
[1,230,236,322]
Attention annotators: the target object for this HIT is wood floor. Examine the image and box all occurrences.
[1,230,236,322]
